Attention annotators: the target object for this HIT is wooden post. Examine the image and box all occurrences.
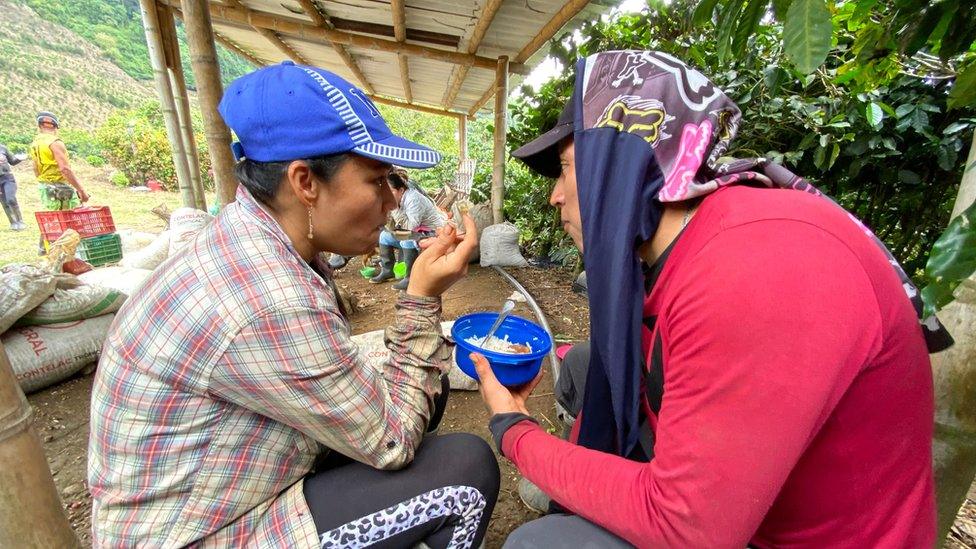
[459,116,468,161]
[158,1,207,211]
[139,0,196,208]
[951,128,976,219]
[491,56,508,224]
[0,342,79,548]
[932,128,976,542]
[181,0,238,207]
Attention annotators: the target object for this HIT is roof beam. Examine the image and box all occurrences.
[368,94,466,119]
[256,27,310,64]
[468,0,590,116]
[171,7,266,67]
[469,82,498,117]
[192,2,530,75]
[221,0,310,65]
[213,32,265,67]
[515,0,590,63]
[296,0,376,95]
[391,0,412,103]
[442,0,503,109]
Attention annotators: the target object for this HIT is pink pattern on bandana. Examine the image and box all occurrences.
[661,120,712,201]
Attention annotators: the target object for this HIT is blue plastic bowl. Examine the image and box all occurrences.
[452,313,553,386]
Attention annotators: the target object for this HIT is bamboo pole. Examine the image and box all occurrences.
[0,342,79,547]
[390,0,412,103]
[491,56,508,224]
[459,116,468,160]
[932,128,976,542]
[139,0,196,208]
[181,0,238,207]
[158,1,207,211]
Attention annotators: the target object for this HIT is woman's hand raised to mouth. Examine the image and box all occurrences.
[406,213,478,298]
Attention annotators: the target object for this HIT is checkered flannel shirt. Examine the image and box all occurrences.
[88,187,453,547]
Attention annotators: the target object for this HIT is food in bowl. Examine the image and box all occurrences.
[451,312,552,386]
[464,334,532,355]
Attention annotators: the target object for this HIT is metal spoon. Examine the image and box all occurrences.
[481,299,515,347]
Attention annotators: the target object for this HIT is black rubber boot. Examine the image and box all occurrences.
[369,245,396,284]
[10,203,25,231]
[392,247,419,291]
[1,198,14,229]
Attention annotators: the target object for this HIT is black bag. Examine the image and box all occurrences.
[44,183,76,208]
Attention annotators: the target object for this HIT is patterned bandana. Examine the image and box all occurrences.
[571,50,952,457]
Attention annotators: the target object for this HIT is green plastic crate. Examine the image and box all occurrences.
[77,233,123,266]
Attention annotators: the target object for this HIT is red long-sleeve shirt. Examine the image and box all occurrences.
[502,185,935,548]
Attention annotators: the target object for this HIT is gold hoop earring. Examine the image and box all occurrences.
[307,207,314,240]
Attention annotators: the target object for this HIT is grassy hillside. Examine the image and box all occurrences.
[0,0,253,156]
[0,0,155,152]
[17,0,253,88]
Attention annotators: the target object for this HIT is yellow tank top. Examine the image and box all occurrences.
[30,133,65,183]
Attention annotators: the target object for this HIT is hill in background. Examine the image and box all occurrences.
[18,0,253,86]
[0,0,252,154]
[0,0,155,152]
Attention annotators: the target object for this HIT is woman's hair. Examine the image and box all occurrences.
[387,169,409,191]
[233,153,351,206]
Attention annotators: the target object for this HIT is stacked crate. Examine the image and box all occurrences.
[35,206,122,266]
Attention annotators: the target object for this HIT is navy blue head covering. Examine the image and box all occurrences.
[566,50,745,454]
[515,50,952,457]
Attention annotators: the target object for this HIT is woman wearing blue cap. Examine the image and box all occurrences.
[88,62,498,548]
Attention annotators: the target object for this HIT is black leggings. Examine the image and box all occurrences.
[303,378,499,548]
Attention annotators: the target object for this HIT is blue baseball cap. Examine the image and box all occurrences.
[218,61,441,168]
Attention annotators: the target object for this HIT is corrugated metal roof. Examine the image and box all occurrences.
[174,0,616,117]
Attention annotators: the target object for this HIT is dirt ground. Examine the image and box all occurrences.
[26,264,590,548]
[22,261,976,548]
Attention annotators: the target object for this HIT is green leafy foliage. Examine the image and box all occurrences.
[922,201,976,316]
[783,0,833,74]
[96,102,214,191]
[110,171,130,187]
[502,0,976,286]
[373,105,460,193]
[949,61,976,110]
[691,0,976,104]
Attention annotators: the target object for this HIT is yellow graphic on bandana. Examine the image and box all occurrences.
[716,109,735,142]
[595,95,674,146]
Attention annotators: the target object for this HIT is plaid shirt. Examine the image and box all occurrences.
[88,187,452,547]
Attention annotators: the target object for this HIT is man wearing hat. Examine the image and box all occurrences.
[29,111,89,251]
[474,51,942,547]
[88,62,498,548]
[30,111,88,208]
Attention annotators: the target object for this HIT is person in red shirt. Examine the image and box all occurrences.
[473,50,950,548]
